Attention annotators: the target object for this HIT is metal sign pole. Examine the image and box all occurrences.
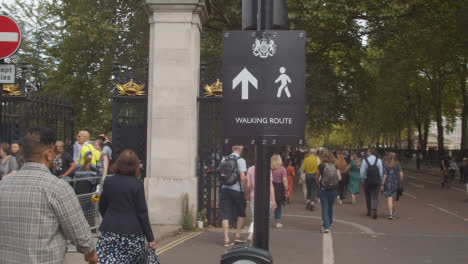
[253,142,272,250]
[0,58,3,142]
[253,0,274,252]
[221,1,304,263]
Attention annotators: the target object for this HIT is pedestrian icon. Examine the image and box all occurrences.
[275,67,291,98]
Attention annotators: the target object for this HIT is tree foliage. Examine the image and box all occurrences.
[3,0,149,137]
[3,0,467,150]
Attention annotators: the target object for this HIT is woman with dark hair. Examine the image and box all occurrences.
[10,142,24,169]
[0,143,19,180]
[346,153,361,204]
[97,149,156,263]
[10,142,20,156]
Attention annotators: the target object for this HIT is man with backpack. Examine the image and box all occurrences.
[360,148,383,219]
[217,145,247,247]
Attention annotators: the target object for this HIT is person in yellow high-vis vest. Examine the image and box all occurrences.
[302,148,320,211]
[75,130,101,190]
[75,129,101,229]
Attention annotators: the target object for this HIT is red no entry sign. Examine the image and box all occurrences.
[0,15,22,59]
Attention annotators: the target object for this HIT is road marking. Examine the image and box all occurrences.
[451,187,466,192]
[427,204,468,223]
[283,214,376,235]
[158,232,202,255]
[408,175,464,192]
[409,182,424,189]
[329,231,468,238]
[404,192,417,199]
[323,233,335,264]
[407,175,437,185]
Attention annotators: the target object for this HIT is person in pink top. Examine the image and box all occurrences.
[271,154,289,228]
[245,166,277,244]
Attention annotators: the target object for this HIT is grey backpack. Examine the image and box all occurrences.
[321,163,339,190]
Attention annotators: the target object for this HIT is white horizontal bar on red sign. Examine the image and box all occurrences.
[0,32,19,42]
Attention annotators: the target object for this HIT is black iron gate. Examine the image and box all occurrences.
[111,84,148,178]
[0,93,74,144]
[197,94,223,226]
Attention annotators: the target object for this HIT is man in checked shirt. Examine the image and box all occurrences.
[0,127,98,264]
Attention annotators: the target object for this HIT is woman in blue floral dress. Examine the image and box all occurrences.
[380,152,404,220]
[97,150,156,263]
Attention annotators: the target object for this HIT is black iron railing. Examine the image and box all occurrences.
[0,93,74,144]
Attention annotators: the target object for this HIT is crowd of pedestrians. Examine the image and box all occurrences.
[0,127,156,263]
[218,145,468,245]
[2,126,468,262]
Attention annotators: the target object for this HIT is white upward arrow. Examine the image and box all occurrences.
[232,68,258,100]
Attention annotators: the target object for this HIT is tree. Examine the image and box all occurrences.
[3,0,58,92]
[365,0,464,155]
[45,0,149,136]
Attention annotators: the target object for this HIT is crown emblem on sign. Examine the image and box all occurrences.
[252,37,277,58]
[115,79,146,96]
[204,79,223,97]
[2,83,22,96]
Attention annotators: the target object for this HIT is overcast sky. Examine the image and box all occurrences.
[1,0,35,11]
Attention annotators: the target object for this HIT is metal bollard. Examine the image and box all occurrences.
[220,247,273,264]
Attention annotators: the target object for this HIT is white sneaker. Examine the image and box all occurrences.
[276,222,283,228]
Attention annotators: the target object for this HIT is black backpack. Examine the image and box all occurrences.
[365,157,381,187]
[215,155,240,185]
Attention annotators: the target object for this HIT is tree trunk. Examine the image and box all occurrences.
[436,113,444,157]
[423,121,429,157]
[460,57,468,150]
[406,92,413,151]
[398,126,402,149]
[416,120,423,151]
[436,81,445,157]
[407,117,413,151]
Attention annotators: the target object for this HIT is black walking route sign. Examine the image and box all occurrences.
[222,30,306,146]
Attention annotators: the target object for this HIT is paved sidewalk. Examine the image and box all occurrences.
[66,167,468,264]
[156,169,468,264]
[65,225,181,263]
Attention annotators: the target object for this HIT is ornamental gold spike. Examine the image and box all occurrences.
[115,79,146,96]
[204,78,223,97]
[2,83,22,96]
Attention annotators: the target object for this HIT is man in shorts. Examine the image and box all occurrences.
[219,145,247,247]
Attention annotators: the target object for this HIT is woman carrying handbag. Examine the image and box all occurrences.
[97,149,156,263]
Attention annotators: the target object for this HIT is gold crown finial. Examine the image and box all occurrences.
[204,78,223,97]
[115,79,146,96]
[2,83,22,96]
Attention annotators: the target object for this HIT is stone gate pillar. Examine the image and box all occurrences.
[144,0,207,225]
